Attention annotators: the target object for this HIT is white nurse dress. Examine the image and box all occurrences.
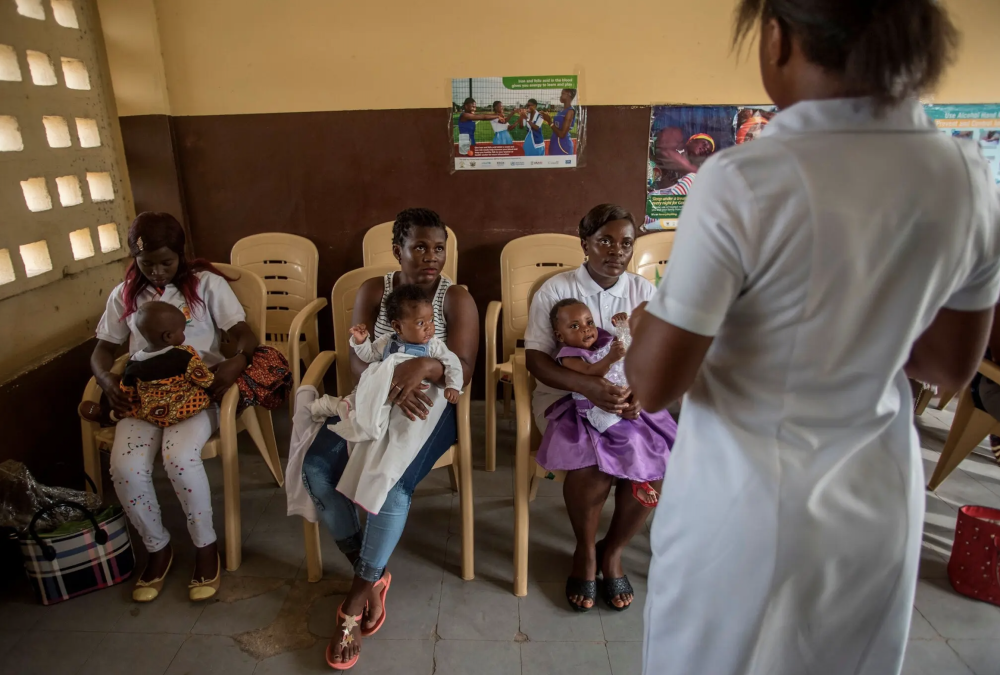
[641,98,1000,675]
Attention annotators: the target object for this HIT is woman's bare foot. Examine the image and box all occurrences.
[568,544,597,610]
[141,544,173,582]
[361,572,387,633]
[598,541,633,609]
[192,541,219,581]
[329,589,367,665]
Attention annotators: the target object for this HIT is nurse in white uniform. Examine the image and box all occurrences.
[627,1,1000,674]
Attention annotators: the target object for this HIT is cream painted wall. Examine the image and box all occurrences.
[0,263,126,383]
[96,0,170,116]
[103,0,1000,117]
[0,0,134,383]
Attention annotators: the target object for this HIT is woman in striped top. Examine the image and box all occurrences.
[302,208,478,670]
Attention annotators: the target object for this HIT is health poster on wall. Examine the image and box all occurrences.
[450,76,585,171]
[645,105,774,230]
[925,104,1000,185]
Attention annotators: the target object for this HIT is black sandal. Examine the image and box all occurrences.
[565,577,597,613]
[601,575,634,612]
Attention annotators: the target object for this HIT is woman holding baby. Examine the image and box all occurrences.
[301,208,478,669]
[524,203,677,614]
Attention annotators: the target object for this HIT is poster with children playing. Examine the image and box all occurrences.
[925,104,1000,186]
[644,105,775,230]
[451,76,586,171]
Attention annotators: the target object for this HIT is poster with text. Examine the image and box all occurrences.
[451,76,585,171]
[645,105,775,230]
[925,104,1000,185]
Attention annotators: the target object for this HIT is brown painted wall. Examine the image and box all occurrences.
[0,340,96,489]
[119,114,192,253]
[150,105,651,394]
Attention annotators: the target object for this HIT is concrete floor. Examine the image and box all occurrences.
[1,401,999,674]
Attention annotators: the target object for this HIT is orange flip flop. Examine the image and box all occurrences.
[326,604,363,670]
[361,571,392,637]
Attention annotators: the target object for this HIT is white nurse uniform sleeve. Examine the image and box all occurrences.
[201,271,246,331]
[95,282,130,344]
[644,157,755,337]
[944,177,1000,312]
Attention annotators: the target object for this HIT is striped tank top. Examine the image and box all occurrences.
[373,272,451,341]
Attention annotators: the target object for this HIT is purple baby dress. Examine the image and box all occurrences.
[536,329,676,482]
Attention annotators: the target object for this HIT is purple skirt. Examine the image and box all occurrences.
[536,396,676,482]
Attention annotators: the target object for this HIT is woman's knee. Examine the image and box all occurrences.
[566,465,614,489]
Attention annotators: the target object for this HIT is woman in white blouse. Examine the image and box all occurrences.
[525,204,675,612]
[91,213,258,603]
[627,1,1000,674]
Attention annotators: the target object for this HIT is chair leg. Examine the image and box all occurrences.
[914,385,934,416]
[458,394,475,581]
[448,463,460,493]
[513,438,530,597]
[502,381,512,418]
[81,423,103,500]
[244,407,284,487]
[220,409,242,572]
[936,390,956,411]
[485,369,498,472]
[928,388,997,490]
[303,519,323,582]
[528,472,540,502]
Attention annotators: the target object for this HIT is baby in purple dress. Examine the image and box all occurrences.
[536,299,676,504]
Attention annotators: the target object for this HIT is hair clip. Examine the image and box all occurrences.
[135,236,144,252]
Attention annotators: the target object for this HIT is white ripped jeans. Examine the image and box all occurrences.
[110,409,218,552]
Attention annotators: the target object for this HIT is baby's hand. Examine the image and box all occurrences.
[609,339,627,361]
[611,312,629,327]
[444,388,460,404]
[349,324,368,343]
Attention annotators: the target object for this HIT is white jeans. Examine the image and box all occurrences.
[110,409,219,552]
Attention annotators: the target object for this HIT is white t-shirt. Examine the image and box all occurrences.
[641,97,1000,675]
[524,264,655,425]
[96,270,246,367]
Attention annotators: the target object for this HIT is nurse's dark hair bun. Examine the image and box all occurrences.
[734,0,959,109]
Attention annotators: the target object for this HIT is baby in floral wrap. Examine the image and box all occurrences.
[79,302,214,427]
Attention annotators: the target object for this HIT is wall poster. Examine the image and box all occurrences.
[450,76,585,171]
[925,104,1000,186]
[644,105,774,231]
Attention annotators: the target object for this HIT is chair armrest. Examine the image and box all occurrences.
[485,300,501,377]
[978,359,1000,385]
[512,348,534,456]
[80,354,129,408]
[458,381,472,432]
[219,383,240,421]
[288,298,328,365]
[300,350,337,392]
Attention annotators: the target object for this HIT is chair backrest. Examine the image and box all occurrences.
[362,221,459,284]
[330,264,399,397]
[213,263,267,342]
[629,231,675,285]
[499,234,584,364]
[230,233,319,340]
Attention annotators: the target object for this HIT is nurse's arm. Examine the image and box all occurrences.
[904,306,993,391]
[987,305,1000,364]
[625,306,713,412]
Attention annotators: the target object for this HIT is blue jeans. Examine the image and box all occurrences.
[301,404,457,582]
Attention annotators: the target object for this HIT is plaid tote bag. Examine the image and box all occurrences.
[19,500,134,605]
